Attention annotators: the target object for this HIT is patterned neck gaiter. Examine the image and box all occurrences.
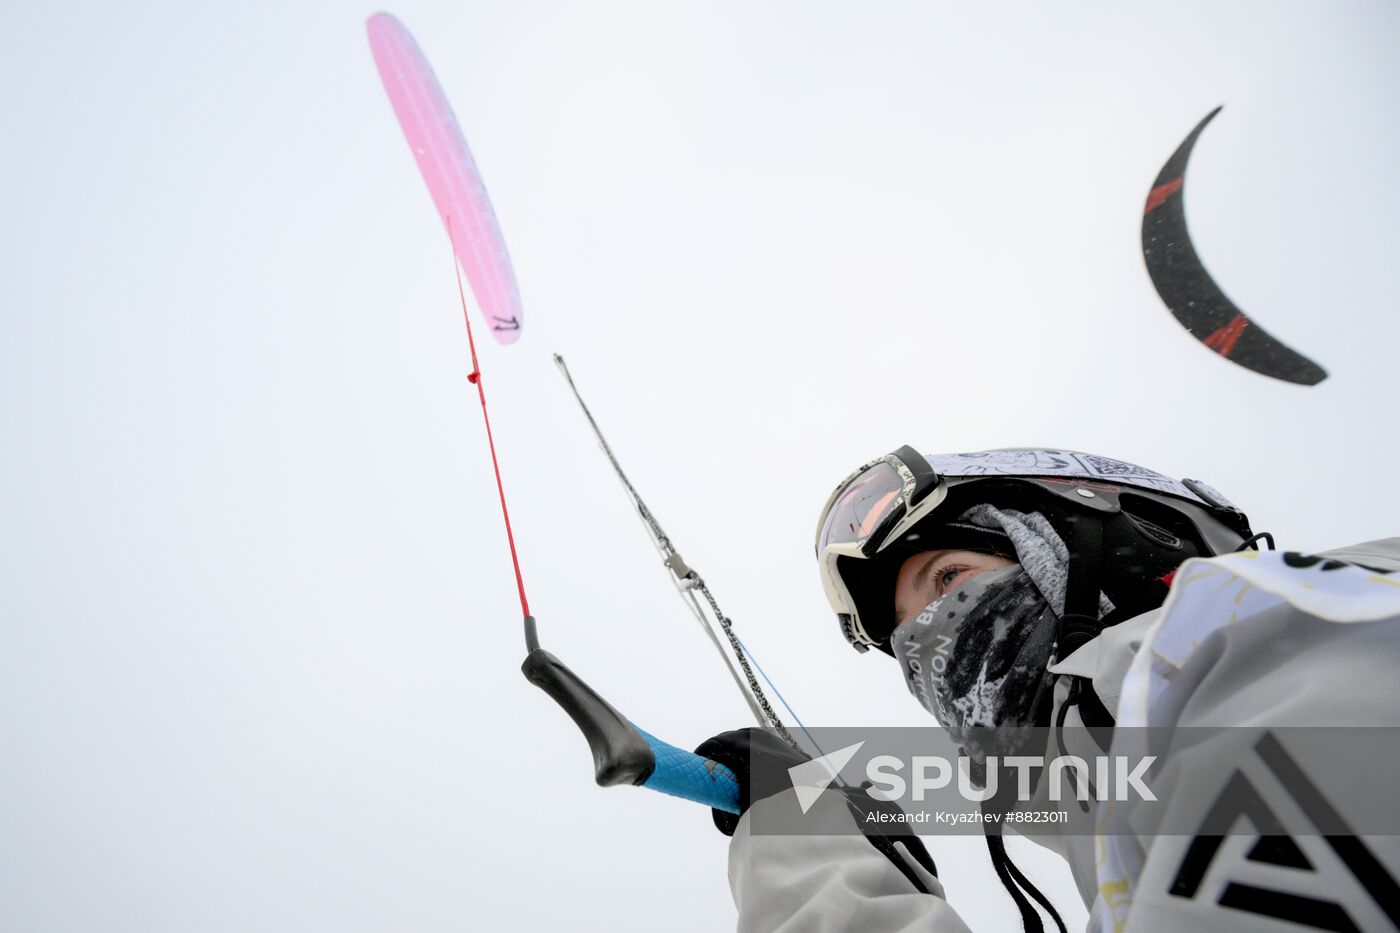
[889,565,1059,763]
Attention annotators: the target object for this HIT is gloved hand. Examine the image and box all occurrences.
[695,728,939,892]
[694,727,809,835]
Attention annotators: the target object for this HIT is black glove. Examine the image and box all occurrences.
[695,727,809,835]
[695,728,939,892]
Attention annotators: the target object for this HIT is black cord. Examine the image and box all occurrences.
[1054,681,1093,814]
[1235,531,1276,552]
[985,833,1044,933]
[1000,844,1068,933]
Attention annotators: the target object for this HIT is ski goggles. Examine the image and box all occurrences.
[814,445,948,652]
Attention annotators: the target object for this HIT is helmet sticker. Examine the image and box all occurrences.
[927,449,1232,508]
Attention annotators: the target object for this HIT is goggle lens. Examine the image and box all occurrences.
[817,461,907,552]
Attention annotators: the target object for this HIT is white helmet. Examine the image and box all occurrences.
[815,447,1253,655]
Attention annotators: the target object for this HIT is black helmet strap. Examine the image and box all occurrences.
[1055,510,1118,738]
[1057,511,1107,661]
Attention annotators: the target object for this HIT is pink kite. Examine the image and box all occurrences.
[367,13,523,343]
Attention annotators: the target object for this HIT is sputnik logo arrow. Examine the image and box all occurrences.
[789,741,865,814]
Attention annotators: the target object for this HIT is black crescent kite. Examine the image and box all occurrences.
[1141,107,1327,386]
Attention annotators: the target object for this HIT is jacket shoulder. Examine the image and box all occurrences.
[1322,537,1400,572]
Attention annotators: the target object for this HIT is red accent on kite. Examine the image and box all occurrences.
[1144,177,1184,215]
[1157,569,1177,588]
[1203,314,1250,357]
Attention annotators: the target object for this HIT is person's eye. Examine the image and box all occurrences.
[937,566,967,594]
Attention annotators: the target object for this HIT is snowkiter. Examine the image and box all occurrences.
[697,447,1400,931]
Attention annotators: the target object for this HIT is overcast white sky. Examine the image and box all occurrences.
[4,2,1399,931]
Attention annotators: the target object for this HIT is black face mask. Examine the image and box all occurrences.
[889,566,1059,763]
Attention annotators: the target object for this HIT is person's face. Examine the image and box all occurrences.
[893,549,1017,628]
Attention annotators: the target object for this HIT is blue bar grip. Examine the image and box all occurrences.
[637,729,741,813]
[522,645,741,814]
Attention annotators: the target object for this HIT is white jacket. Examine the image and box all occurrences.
[726,540,1400,932]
